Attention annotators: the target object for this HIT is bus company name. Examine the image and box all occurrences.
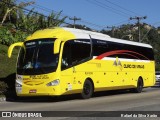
[124,64,144,69]
[30,75,49,80]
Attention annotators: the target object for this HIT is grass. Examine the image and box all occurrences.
[0,44,19,97]
[0,44,18,78]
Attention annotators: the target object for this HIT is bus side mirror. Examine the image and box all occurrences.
[54,39,61,54]
[8,42,23,58]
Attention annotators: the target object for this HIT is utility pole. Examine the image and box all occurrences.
[69,16,81,28]
[130,16,147,42]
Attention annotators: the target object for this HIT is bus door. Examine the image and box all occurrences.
[60,41,74,93]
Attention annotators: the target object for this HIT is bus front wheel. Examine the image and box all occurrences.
[81,80,94,99]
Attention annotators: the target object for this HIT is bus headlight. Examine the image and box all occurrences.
[16,80,22,87]
[47,79,60,86]
[16,82,22,87]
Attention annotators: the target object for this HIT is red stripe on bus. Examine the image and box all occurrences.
[95,50,149,60]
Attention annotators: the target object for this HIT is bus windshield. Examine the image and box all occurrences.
[17,38,59,75]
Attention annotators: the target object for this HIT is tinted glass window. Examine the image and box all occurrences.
[62,39,91,70]
[37,41,58,68]
[17,39,59,75]
[71,40,91,63]
[92,39,154,60]
[92,39,109,56]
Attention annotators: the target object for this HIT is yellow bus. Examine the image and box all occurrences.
[8,27,155,99]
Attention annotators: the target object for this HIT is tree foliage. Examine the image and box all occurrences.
[0,0,17,25]
[0,0,66,45]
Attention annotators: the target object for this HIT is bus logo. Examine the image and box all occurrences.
[113,57,122,70]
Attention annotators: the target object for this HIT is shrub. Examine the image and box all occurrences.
[0,81,7,95]
[0,25,28,46]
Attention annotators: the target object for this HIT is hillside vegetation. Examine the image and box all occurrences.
[0,44,18,96]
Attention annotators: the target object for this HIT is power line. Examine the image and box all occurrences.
[22,0,51,13]
[1,0,132,30]
[85,0,131,18]
[80,19,105,29]
[0,0,71,26]
[22,0,68,18]
[85,0,141,28]
[110,20,130,26]
[94,0,131,17]
[32,0,107,29]
[105,26,119,37]
[21,0,109,29]
[141,21,160,42]
[104,0,141,16]
[43,0,128,29]
[17,0,131,30]
[17,0,107,29]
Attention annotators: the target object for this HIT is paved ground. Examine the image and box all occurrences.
[0,87,160,120]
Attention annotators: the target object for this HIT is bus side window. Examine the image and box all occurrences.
[71,39,91,65]
[61,39,91,70]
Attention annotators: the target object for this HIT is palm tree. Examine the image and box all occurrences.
[0,0,34,26]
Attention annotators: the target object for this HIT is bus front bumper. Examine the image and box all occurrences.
[16,85,62,97]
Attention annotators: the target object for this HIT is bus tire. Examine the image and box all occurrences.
[81,80,94,99]
[133,78,143,93]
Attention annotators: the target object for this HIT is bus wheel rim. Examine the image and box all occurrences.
[84,84,91,95]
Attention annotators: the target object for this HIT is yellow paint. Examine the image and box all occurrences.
[26,27,76,54]
[8,42,23,58]
[26,27,75,41]
[8,27,155,97]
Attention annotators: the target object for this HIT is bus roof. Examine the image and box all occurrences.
[26,27,152,48]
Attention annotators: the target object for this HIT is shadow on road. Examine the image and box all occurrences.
[2,90,132,103]
[0,73,17,101]
[3,89,137,103]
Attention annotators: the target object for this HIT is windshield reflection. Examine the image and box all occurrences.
[17,38,59,75]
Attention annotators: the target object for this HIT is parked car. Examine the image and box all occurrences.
[155,71,160,87]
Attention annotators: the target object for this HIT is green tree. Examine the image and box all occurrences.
[0,0,67,45]
[0,0,34,26]
[47,11,67,28]
[16,10,67,33]
[0,0,17,25]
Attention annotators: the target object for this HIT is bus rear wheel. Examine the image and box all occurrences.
[132,78,143,93]
[81,80,94,99]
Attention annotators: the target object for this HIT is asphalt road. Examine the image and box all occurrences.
[0,87,160,120]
